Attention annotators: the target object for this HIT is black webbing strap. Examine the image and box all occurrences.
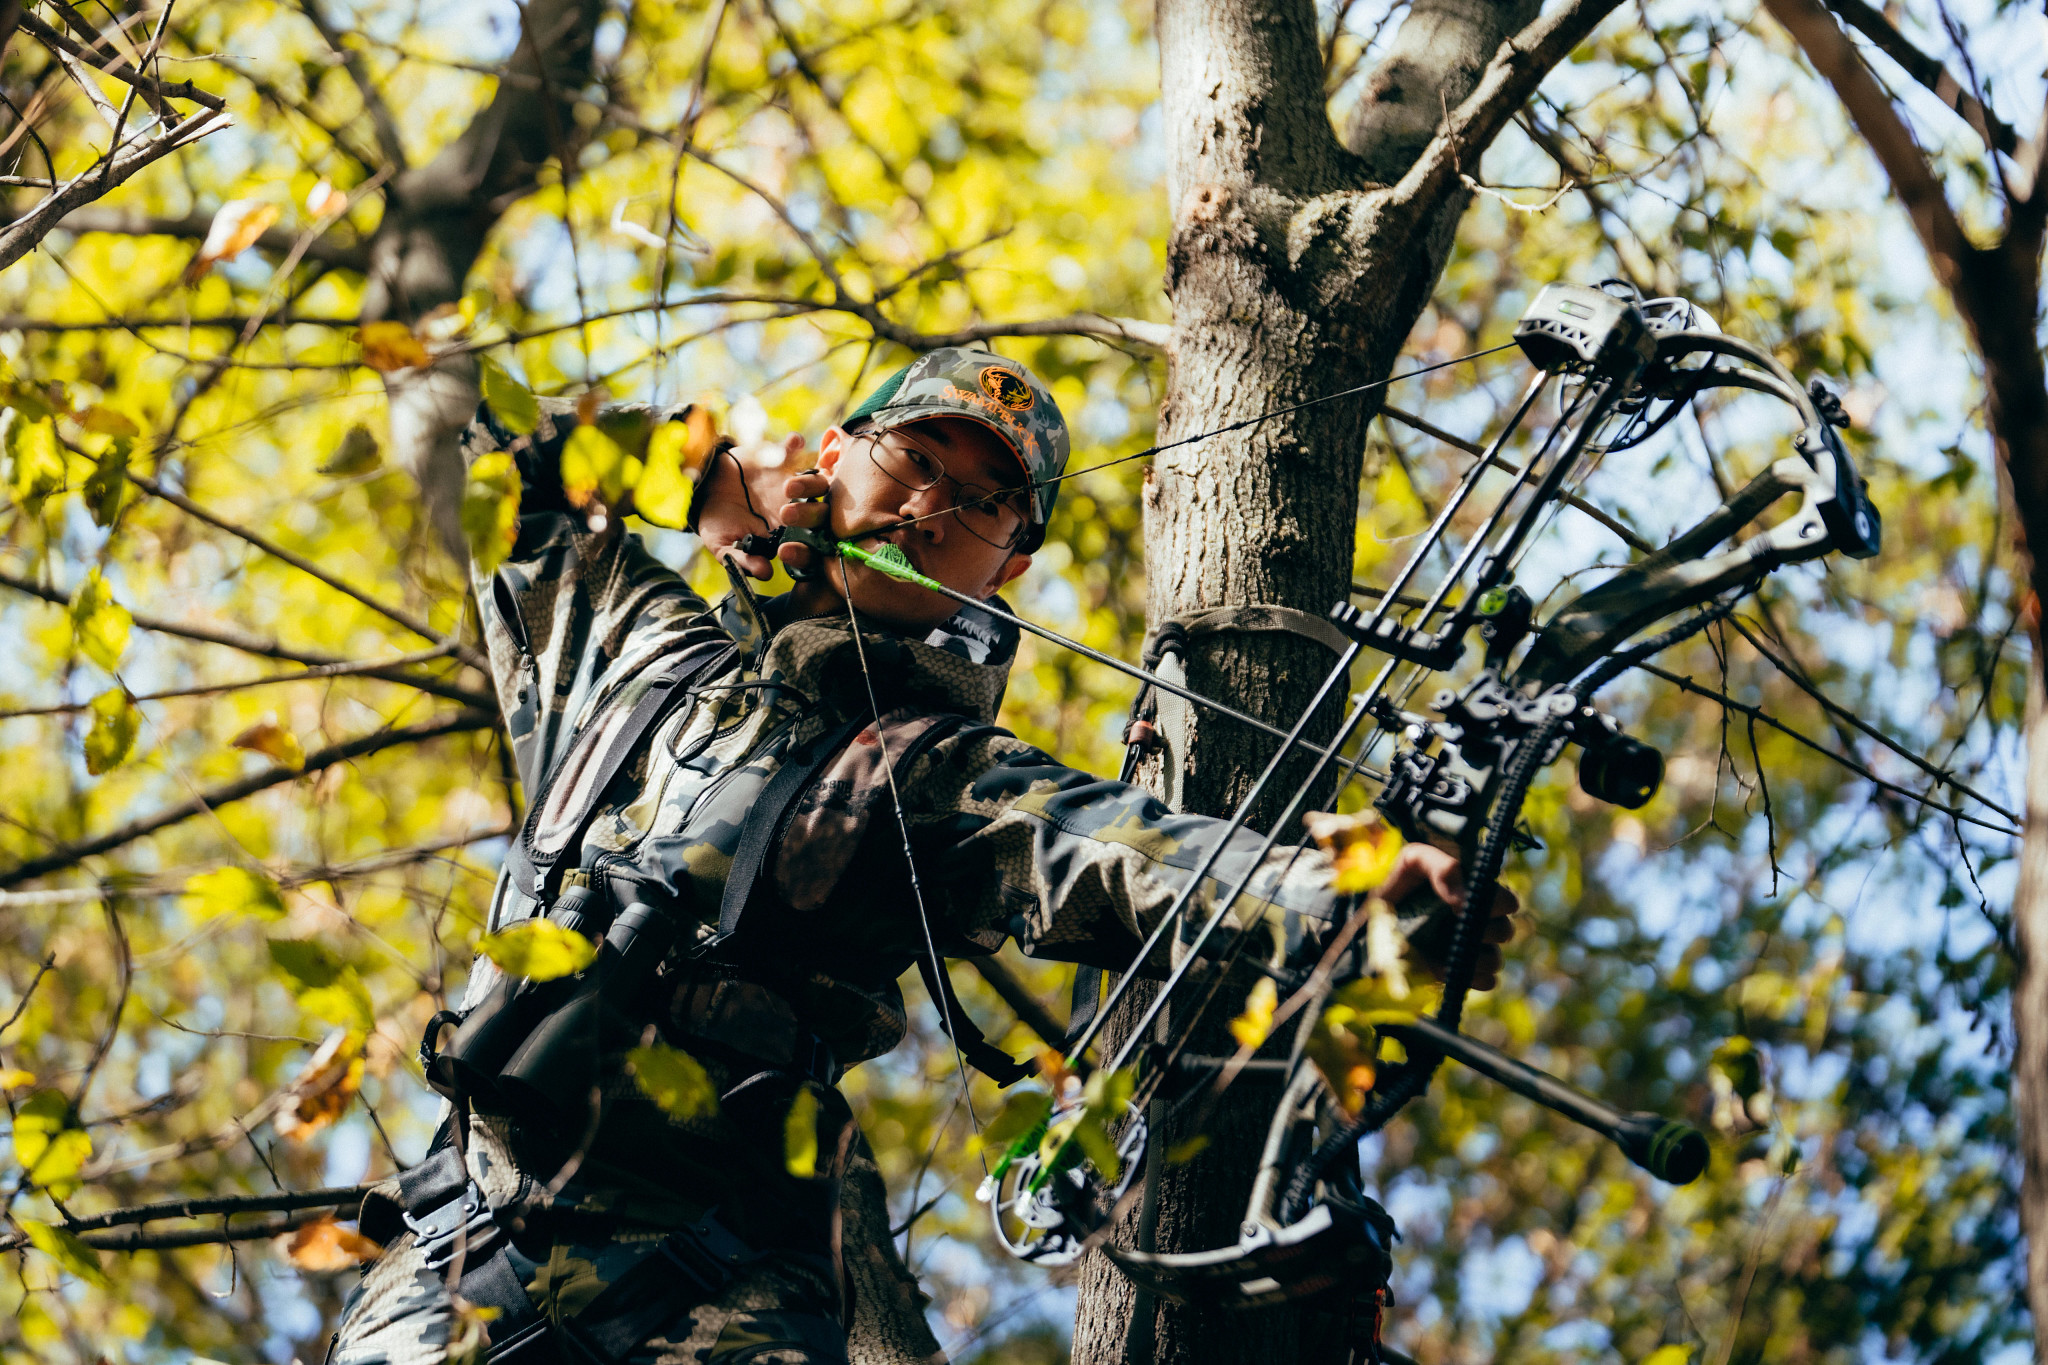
[1065,966,1103,1050]
[709,716,869,950]
[918,954,1037,1087]
[507,640,736,903]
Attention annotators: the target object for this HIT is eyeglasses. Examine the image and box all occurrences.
[860,427,1032,550]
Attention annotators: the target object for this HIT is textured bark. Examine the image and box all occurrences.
[843,1128,948,1365]
[1070,2,1575,1363]
[2017,661,2048,1359]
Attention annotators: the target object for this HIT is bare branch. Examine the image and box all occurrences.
[0,643,461,719]
[0,313,356,331]
[0,106,232,273]
[0,567,491,707]
[293,0,407,170]
[0,710,497,890]
[125,470,489,671]
[14,11,225,112]
[1387,0,1626,229]
[1823,0,2017,158]
[968,956,1065,1049]
[1760,0,1973,279]
[3,1206,347,1252]
[1,1184,377,1247]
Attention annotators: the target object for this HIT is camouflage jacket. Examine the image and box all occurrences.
[464,400,1342,1077]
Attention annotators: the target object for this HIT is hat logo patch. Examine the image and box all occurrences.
[980,366,1034,412]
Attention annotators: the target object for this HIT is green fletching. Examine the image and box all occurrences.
[838,540,942,591]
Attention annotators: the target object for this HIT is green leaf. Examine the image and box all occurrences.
[296,973,375,1031]
[479,356,539,436]
[18,1220,108,1289]
[1081,1065,1134,1119]
[1164,1135,1210,1165]
[82,687,138,774]
[784,1085,820,1178]
[318,425,381,476]
[67,568,130,671]
[268,937,346,988]
[184,866,286,920]
[632,418,701,529]
[1068,1111,1120,1183]
[462,449,523,575]
[82,437,128,527]
[477,919,597,981]
[981,1089,1052,1148]
[626,1044,718,1121]
[561,423,630,509]
[6,414,64,514]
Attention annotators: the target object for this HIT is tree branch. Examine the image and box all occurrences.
[13,11,225,112]
[293,0,407,170]
[968,956,1065,1050]
[1386,0,1625,230]
[8,1207,342,1252]
[1823,0,2017,158]
[0,107,232,273]
[1760,0,1974,279]
[0,1184,378,1251]
[53,205,373,272]
[0,567,491,707]
[0,710,496,890]
[125,470,489,671]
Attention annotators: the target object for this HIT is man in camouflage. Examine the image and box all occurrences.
[331,347,1509,1364]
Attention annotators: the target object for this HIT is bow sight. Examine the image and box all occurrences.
[978,280,1882,1359]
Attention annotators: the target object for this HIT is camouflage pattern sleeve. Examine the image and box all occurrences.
[904,731,1342,976]
[462,399,728,799]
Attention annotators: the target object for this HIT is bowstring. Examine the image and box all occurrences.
[835,557,990,1167]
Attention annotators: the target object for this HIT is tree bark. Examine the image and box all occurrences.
[2016,658,2048,1359]
[1071,2,1556,1362]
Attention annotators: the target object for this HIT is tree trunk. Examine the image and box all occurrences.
[1071,1,1541,1362]
[2014,657,2048,1360]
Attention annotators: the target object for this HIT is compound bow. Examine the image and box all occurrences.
[813,281,1884,1362]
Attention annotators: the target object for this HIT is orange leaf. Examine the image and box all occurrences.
[231,715,305,769]
[305,178,349,219]
[185,199,281,283]
[285,1215,382,1270]
[274,1030,365,1141]
[575,389,607,425]
[356,321,431,373]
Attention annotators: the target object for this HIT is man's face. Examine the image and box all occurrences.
[813,415,1035,629]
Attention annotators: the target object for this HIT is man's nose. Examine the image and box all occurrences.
[899,481,949,540]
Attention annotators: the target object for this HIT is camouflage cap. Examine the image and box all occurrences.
[843,347,1070,548]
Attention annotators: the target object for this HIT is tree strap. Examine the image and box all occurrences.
[1141,603,1353,659]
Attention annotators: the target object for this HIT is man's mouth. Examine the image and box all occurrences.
[843,526,923,576]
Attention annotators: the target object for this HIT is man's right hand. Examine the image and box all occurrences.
[693,433,809,579]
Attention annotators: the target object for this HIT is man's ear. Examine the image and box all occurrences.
[816,426,850,475]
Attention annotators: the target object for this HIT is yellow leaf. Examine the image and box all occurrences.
[356,320,431,372]
[1228,977,1278,1051]
[560,423,630,510]
[462,450,522,574]
[1067,1111,1120,1182]
[7,414,65,514]
[634,419,701,528]
[185,199,281,282]
[183,866,286,920]
[67,568,130,671]
[1164,1135,1210,1164]
[318,425,381,476]
[275,1030,366,1141]
[76,406,138,437]
[82,438,128,526]
[82,688,138,774]
[785,1085,820,1178]
[12,1091,91,1197]
[626,1043,718,1120]
[296,976,376,1031]
[478,356,540,436]
[1642,1348,1697,1365]
[1301,809,1405,894]
[478,919,597,981]
[284,1215,382,1270]
[232,714,306,769]
[19,1220,107,1289]
[0,1068,35,1092]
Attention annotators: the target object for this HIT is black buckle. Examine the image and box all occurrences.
[403,1180,497,1272]
[658,1209,755,1295]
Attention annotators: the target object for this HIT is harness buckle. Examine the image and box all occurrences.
[403,1179,498,1272]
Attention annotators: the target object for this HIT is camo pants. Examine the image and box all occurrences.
[331,1227,845,1365]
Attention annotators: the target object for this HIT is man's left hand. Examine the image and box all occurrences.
[1373,843,1521,991]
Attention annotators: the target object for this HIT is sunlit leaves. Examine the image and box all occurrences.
[231,715,306,769]
[185,199,280,283]
[479,357,539,436]
[356,320,431,372]
[82,688,138,775]
[81,437,128,527]
[66,569,131,671]
[633,409,718,528]
[476,919,596,981]
[6,413,65,514]
[182,866,286,921]
[274,1030,366,1141]
[561,422,635,510]
[1302,808,1404,895]
[268,939,376,1030]
[12,1092,92,1198]
[283,1215,383,1270]
[1227,976,1277,1051]
[18,1220,108,1289]
[462,450,523,574]
[785,1085,821,1177]
[626,1043,718,1120]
